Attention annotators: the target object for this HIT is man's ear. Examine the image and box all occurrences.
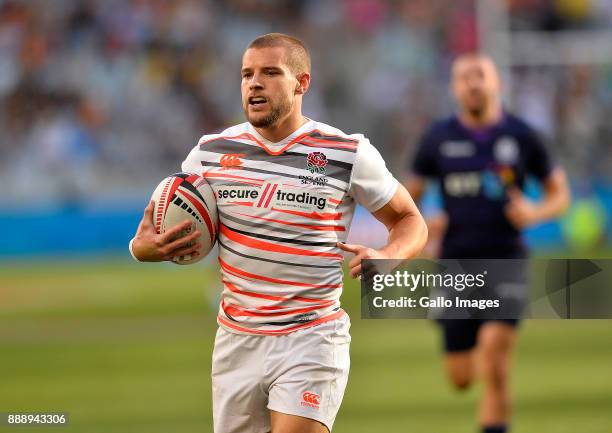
[295,72,311,95]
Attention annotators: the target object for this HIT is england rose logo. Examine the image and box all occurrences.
[306,152,327,174]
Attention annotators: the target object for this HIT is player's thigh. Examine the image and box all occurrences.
[270,410,329,433]
[212,327,270,433]
[438,319,480,387]
[267,316,351,432]
[477,320,518,382]
[477,320,517,356]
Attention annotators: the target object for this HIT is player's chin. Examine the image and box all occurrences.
[469,97,486,109]
[247,113,274,128]
[467,103,485,117]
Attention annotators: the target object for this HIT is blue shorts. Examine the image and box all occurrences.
[437,319,520,353]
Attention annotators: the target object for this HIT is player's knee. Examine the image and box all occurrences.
[445,353,474,391]
[481,359,508,390]
[449,371,473,390]
[453,380,472,391]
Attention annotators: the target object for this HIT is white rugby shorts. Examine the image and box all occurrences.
[211,314,351,433]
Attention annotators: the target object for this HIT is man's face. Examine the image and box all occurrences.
[452,58,500,118]
[241,47,298,128]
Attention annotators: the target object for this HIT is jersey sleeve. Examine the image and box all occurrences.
[348,138,399,212]
[181,146,199,173]
[181,134,213,173]
[524,128,554,181]
[411,127,438,177]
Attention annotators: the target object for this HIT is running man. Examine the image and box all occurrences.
[131,33,427,433]
[406,54,570,433]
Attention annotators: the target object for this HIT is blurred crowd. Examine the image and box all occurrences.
[0,0,611,205]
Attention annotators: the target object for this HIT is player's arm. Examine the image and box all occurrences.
[405,126,437,205]
[130,201,203,262]
[337,137,427,278]
[505,167,570,229]
[404,130,448,257]
[505,127,571,228]
[404,174,426,203]
[338,185,427,278]
[405,174,448,234]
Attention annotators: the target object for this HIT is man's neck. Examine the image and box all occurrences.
[254,114,308,143]
[458,104,502,130]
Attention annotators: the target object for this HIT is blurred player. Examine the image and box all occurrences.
[406,54,570,433]
[131,33,427,433]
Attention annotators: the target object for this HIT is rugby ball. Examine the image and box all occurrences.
[150,172,218,265]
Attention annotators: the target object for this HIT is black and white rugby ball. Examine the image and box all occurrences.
[150,172,218,265]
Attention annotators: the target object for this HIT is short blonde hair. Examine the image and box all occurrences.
[247,33,311,76]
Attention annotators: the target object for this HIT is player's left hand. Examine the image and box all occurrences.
[504,187,541,229]
[337,242,388,278]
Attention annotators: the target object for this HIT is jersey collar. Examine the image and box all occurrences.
[247,118,315,155]
[455,112,507,142]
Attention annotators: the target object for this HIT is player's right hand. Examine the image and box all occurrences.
[337,242,387,279]
[131,201,202,262]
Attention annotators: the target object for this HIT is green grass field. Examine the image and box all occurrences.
[1,260,610,433]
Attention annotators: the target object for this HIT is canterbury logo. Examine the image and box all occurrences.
[302,392,321,407]
[220,154,246,168]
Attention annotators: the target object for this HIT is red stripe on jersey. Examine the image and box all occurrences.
[302,135,358,146]
[303,131,359,144]
[200,132,301,156]
[257,183,271,207]
[199,129,357,156]
[204,172,264,186]
[217,309,345,335]
[233,211,345,232]
[219,257,342,289]
[222,266,258,284]
[227,201,254,207]
[271,207,343,221]
[220,224,343,260]
[264,184,278,208]
[179,188,216,242]
[300,137,358,150]
[222,280,329,304]
[221,298,333,317]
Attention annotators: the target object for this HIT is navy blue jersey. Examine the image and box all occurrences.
[411,113,554,258]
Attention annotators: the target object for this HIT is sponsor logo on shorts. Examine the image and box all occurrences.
[220,153,246,169]
[301,391,321,409]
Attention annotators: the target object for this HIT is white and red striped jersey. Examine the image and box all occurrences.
[181,119,398,335]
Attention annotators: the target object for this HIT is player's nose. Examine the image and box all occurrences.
[249,74,264,90]
[467,77,483,89]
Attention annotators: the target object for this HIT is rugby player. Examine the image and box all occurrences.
[131,33,427,433]
[406,54,570,433]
